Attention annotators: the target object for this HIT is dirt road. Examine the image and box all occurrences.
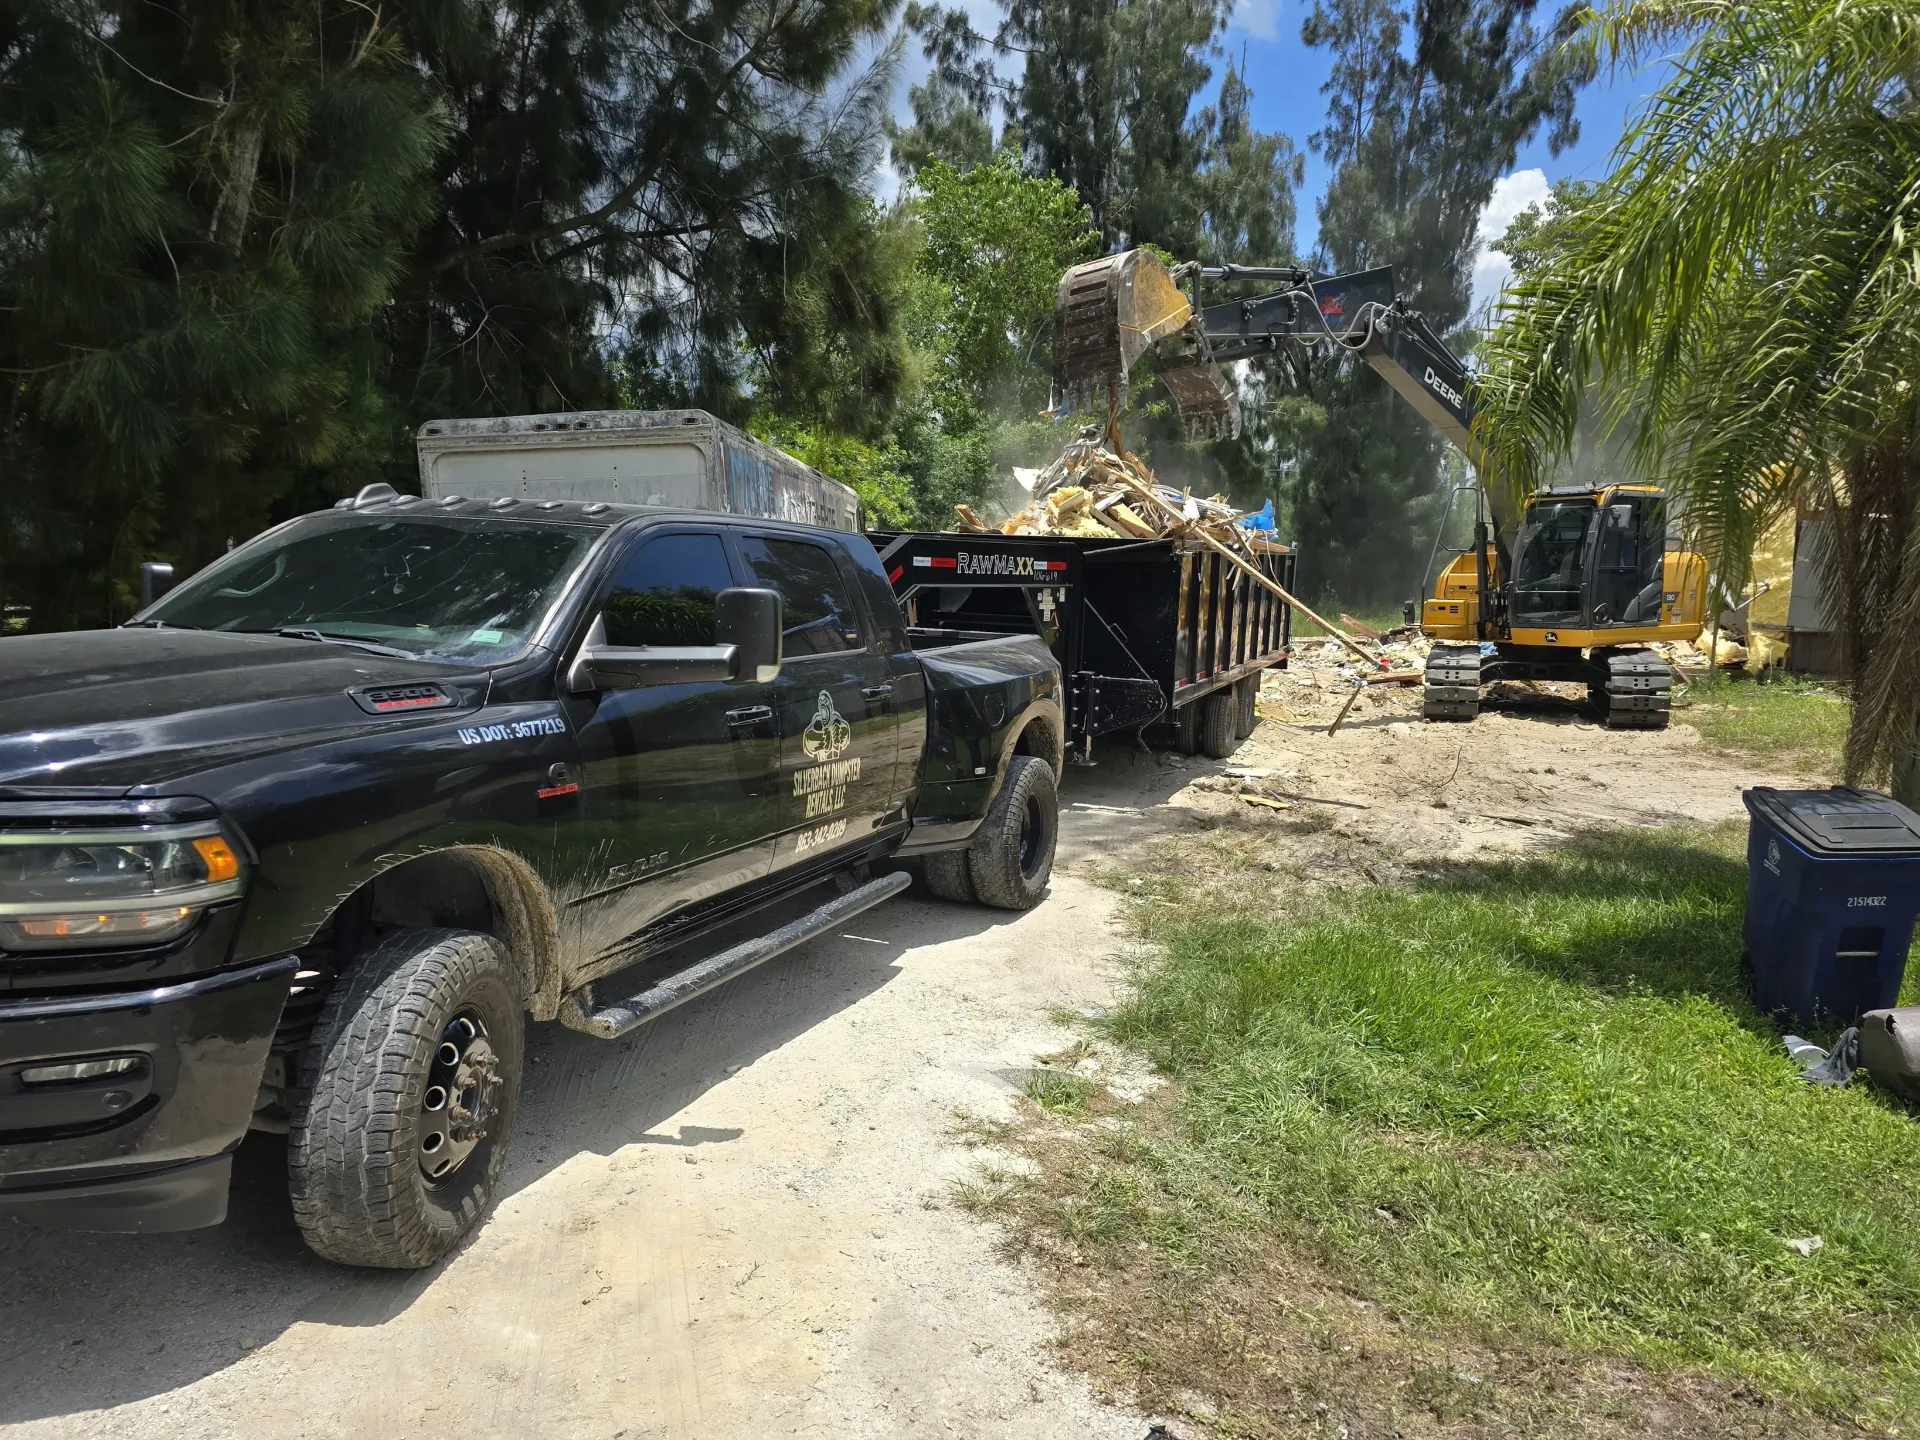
[0,667,1806,1440]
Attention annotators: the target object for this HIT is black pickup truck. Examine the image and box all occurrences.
[0,487,1062,1267]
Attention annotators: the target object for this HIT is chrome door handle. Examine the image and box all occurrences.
[861,684,894,701]
[726,705,774,728]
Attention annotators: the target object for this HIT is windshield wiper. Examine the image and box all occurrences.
[122,619,201,630]
[274,628,417,659]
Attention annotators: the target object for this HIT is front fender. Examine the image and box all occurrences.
[148,701,579,1015]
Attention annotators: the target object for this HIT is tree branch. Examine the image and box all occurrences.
[431,0,810,272]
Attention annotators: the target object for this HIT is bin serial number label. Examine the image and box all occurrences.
[1847,896,1888,908]
[458,715,568,746]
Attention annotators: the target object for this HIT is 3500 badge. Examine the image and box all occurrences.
[457,715,568,746]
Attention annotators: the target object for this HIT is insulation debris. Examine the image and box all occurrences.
[953,430,1252,547]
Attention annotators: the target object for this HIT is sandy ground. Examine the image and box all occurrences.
[0,655,1806,1440]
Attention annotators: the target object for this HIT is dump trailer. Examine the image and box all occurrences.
[1050,248,1710,728]
[416,409,860,532]
[868,528,1295,760]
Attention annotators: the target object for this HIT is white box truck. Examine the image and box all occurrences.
[415,409,859,532]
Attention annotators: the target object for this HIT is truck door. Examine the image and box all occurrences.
[566,528,780,950]
[732,531,899,872]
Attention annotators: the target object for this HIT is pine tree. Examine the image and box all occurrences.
[901,0,1298,261]
[389,0,912,448]
[1283,0,1588,605]
[1,0,446,628]
[2,0,916,625]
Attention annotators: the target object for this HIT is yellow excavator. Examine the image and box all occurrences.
[1050,249,1708,728]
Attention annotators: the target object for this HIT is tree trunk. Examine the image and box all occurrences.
[1894,726,1920,810]
[208,124,262,254]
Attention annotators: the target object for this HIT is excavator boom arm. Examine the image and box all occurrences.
[1050,247,1508,536]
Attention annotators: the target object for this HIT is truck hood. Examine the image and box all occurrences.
[0,629,487,792]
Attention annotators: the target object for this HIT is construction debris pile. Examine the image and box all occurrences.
[951,430,1257,547]
[946,425,1428,717]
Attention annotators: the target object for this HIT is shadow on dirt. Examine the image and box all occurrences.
[0,884,1025,1423]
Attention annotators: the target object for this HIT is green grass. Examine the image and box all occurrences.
[1025,1069,1098,1115]
[1090,827,1920,1425]
[1291,602,1410,639]
[1673,671,1850,776]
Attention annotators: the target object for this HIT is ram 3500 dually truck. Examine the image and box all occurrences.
[0,485,1063,1268]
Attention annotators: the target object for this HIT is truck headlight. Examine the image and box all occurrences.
[0,827,246,951]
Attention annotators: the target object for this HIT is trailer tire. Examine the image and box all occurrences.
[289,928,524,1269]
[1173,701,1201,755]
[967,757,1057,910]
[1236,675,1260,738]
[920,850,977,903]
[1199,690,1238,759]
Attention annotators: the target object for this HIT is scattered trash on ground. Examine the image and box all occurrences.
[1786,1030,1860,1086]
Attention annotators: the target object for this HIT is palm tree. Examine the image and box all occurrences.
[1473,0,1920,793]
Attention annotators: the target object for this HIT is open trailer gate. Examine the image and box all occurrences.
[868,530,1296,757]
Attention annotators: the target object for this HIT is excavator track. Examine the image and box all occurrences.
[1423,643,1481,721]
[1590,648,1672,729]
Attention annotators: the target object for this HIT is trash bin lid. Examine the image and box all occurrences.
[1744,786,1920,857]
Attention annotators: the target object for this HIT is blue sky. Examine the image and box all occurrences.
[884,0,1675,312]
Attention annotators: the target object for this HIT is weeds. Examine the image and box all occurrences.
[1026,1069,1097,1115]
[1000,825,1920,1433]
[1673,671,1849,776]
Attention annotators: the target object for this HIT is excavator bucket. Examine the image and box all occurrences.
[1051,249,1239,438]
[1155,356,1242,440]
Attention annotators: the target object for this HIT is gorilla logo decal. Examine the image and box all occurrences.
[802,690,852,761]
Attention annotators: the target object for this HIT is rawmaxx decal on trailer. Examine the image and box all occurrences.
[903,553,1069,580]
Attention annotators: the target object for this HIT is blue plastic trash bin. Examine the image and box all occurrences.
[1741,786,1920,1029]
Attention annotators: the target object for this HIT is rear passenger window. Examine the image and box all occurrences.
[601,534,733,647]
[737,535,862,654]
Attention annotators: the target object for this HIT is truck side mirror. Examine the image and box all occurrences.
[717,587,782,683]
[564,588,782,694]
[566,614,739,692]
[1608,504,1634,532]
[139,562,175,609]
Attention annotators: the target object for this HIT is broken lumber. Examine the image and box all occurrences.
[1119,479,1385,671]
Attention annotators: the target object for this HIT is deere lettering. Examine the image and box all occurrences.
[794,757,862,817]
[1423,365,1465,411]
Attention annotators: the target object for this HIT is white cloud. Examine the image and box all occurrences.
[1228,0,1280,41]
[1470,167,1551,317]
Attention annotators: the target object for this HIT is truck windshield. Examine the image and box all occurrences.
[1509,499,1595,627]
[143,513,598,662]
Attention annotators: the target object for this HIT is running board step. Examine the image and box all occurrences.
[559,871,912,1039]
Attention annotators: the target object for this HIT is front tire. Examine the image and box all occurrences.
[289,929,524,1269]
[967,756,1058,910]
